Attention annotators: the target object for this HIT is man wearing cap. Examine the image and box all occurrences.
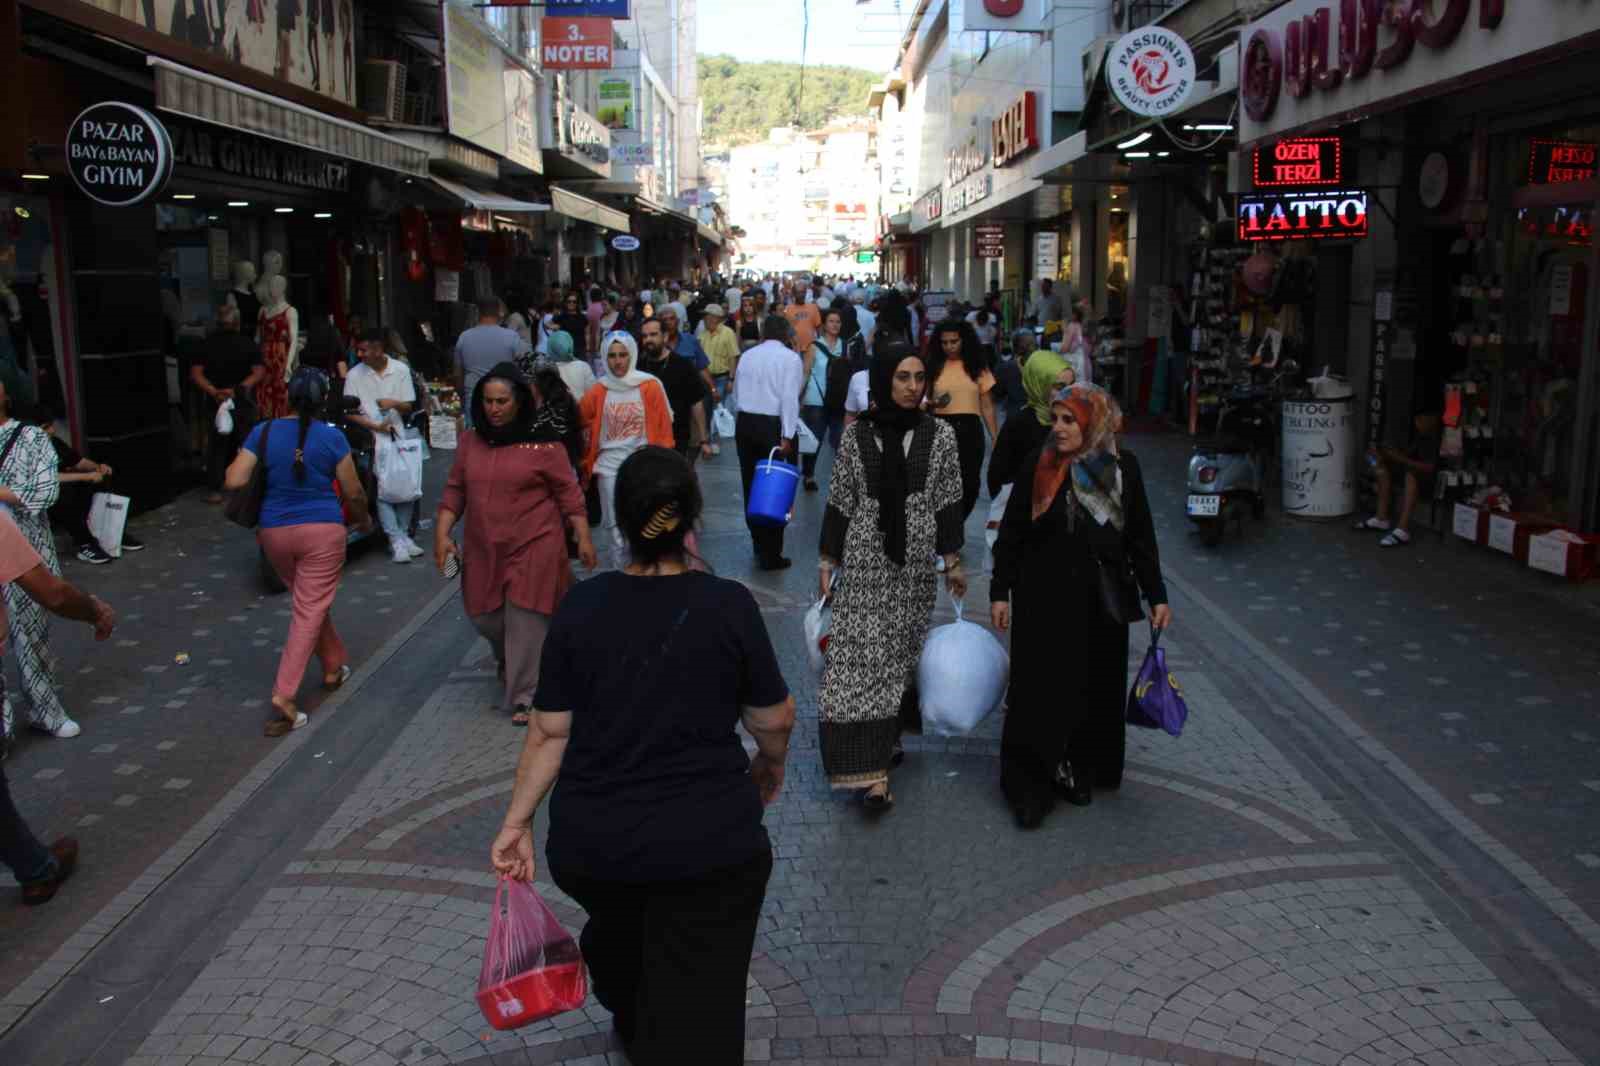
[700,303,739,457]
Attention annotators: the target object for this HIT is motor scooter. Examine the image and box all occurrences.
[1185,384,1276,547]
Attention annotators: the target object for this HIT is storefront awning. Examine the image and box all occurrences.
[149,57,429,178]
[550,187,631,234]
[429,176,550,214]
[636,196,699,227]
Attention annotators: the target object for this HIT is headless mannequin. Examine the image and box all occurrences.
[226,261,260,339]
[261,274,300,381]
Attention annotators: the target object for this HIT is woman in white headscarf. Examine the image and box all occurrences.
[578,331,675,563]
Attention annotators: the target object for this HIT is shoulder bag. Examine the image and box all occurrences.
[224,419,273,529]
[1063,479,1143,625]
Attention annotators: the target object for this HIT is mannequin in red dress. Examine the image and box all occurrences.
[256,275,297,420]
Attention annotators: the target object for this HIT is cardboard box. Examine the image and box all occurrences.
[1528,530,1600,581]
[1453,503,1488,544]
[1487,512,1557,562]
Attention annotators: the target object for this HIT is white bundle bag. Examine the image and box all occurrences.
[376,430,425,503]
[804,571,840,675]
[214,398,235,435]
[918,594,1009,736]
[712,404,736,439]
[796,419,820,455]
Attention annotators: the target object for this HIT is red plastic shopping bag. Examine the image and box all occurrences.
[476,877,587,1030]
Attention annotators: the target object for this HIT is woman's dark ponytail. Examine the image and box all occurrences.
[294,410,312,482]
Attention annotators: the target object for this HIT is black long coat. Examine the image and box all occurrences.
[989,447,1167,807]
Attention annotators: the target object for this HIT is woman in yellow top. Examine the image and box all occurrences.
[928,319,998,519]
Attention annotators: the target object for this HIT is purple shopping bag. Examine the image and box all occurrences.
[1126,627,1188,737]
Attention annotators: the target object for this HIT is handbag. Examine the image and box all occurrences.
[1126,625,1188,736]
[1096,553,1144,625]
[224,419,272,529]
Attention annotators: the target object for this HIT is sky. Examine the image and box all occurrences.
[695,0,908,71]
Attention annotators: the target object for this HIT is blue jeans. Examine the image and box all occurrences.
[1,764,54,885]
[377,499,416,543]
[799,405,842,479]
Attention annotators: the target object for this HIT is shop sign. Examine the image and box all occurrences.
[962,0,1049,33]
[541,17,613,69]
[66,103,173,207]
[171,122,350,194]
[1238,0,1531,142]
[856,250,876,263]
[992,91,1039,168]
[1034,231,1060,277]
[567,106,612,165]
[443,6,542,173]
[1238,189,1368,240]
[1253,137,1342,187]
[947,173,991,214]
[544,0,631,16]
[915,186,943,227]
[610,135,653,166]
[1107,28,1196,118]
[611,234,641,251]
[598,78,634,130]
[1527,140,1596,185]
[975,223,1006,259]
[947,136,986,186]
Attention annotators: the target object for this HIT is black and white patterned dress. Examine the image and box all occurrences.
[817,416,964,788]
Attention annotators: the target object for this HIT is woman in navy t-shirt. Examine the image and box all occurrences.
[226,368,371,736]
[489,446,795,1064]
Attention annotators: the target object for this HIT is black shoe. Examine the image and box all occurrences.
[758,556,793,571]
[890,740,905,767]
[120,535,144,552]
[1013,803,1045,829]
[76,544,113,565]
[804,479,819,492]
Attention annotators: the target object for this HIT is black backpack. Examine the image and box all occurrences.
[823,335,867,414]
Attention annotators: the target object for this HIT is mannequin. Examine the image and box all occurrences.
[254,250,284,312]
[0,278,27,404]
[226,261,261,338]
[255,274,297,420]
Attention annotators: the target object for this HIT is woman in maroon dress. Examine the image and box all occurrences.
[435,363,598,725]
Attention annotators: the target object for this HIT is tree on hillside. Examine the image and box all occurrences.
[698,55,878,147]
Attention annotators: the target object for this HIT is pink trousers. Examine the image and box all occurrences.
[259,523,349,701]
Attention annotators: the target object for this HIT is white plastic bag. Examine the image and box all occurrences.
[796,419,820,455]
[804,571,839,675]
[213,398,234,435]
[712,404,736,439]
[918,596,1009,737]
[88,492,130,559]
[376,432,424,503]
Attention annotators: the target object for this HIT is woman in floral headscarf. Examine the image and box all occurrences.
[988,383,1172,829]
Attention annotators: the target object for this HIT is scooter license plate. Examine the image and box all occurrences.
[1187,494,1221,517]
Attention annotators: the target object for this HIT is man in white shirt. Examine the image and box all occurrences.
[850,290,876,355]
[345,330,424,563]
[732,315,802,570]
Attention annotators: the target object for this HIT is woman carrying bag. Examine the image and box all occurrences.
[226,368,371,736]
[989,383,1172,829]
[817,345,965,811]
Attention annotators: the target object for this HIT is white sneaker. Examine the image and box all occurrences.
[391,543,412,564]
[403,537,425,559]
[709,443,721,456]
[51,718,81,739]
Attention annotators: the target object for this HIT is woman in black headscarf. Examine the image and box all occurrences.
[816,345,966,810]
[435,363,597,726]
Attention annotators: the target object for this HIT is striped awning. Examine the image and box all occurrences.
[149,57,429,178]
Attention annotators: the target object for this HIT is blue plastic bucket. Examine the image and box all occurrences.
[747,448,800,528]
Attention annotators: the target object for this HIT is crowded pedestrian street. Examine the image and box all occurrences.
[1,428,1597,1066]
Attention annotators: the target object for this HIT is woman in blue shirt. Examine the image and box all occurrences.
[226,369,371,736]
[798,307,847,491]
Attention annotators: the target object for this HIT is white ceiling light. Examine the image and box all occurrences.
[1124,151,1151,159]
[1192,124,1234,132]
[274,207,294,214]
[227,201,249,207]
[1116,131,1154,150]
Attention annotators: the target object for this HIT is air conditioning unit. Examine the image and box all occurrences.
[360,61,407,122]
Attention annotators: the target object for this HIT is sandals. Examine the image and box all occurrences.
[510,705,531,728]
[1379,529,1412,547]
[264,711,308,737]
[322,665,352,690]
[862,784,894,811]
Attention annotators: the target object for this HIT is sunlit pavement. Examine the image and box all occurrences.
[2,428,1597,1066]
